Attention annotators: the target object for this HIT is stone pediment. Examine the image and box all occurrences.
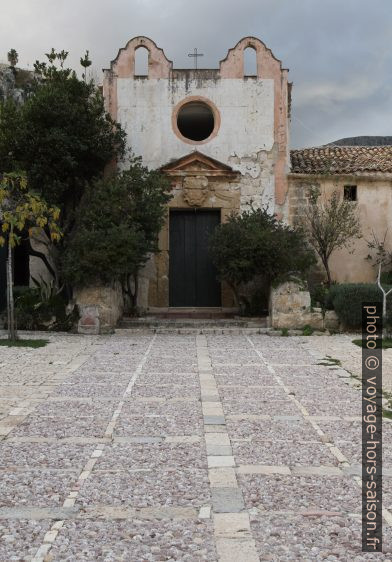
[161,151,239,177]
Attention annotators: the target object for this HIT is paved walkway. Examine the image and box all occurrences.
[0,332,392,561]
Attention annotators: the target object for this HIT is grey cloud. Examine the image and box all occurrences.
[1,0,391,147]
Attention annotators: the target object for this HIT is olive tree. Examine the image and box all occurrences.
[301,186,361,286]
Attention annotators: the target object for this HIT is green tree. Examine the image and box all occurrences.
[80,50,92,82]
[62,158,172,310]
[0,49,126,281]
[301,186,361,286]
[0,173,61,340]
[7,49,18,68]
[209,206,315,306]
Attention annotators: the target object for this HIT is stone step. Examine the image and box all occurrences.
[116,326,272,335]
[119,317,268,329]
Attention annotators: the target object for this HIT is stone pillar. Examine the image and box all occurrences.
[75,283,124,335]
[269,279,324,330]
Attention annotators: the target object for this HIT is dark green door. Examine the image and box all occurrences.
[169,210,221,307]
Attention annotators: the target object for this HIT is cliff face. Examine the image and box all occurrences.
[0,63,35,103]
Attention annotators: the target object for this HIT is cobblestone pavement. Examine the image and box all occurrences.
[0,331,392,561]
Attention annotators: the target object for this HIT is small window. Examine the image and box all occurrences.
[177,101,214,141]
[344,185,357,201]
[244,46,257,77]
[134,46,149,76]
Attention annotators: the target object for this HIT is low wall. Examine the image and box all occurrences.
[74,283,124,334]
[270,280,339,331]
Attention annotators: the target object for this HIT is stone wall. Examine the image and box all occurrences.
[75,283,124,334]
[269,280,339,331]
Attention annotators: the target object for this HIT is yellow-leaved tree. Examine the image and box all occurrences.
[0,173,62,340]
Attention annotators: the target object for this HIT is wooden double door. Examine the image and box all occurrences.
[169,210,221,307]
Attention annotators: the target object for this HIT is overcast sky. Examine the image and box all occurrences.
[1,0,391,147]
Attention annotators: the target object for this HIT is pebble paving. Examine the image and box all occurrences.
[0,330,392,560]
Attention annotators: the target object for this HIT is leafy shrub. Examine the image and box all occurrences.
[209,207,315,306]
[329,283,392,328]
[302,324,314,336]
[62,162,171,309]
[310,282,336,311]
[14,282,78,331]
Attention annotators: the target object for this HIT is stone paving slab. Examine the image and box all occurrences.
[302,333,392,393]
[1,330,392,560]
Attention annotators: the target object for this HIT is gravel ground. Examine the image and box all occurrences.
[239,474,360,512]
[50,519,217,561]
[0,330,391,560]
[233,440,340,466]
[0,520,52,560]
[249,513,392,561]
[96,442,207,470]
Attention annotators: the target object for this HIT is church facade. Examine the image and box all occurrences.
[103,36,291,310]
[2,36,389,319]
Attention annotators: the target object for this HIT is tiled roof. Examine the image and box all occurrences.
[290,146,392,175]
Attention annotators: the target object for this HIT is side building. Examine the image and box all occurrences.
[289,145,392,283]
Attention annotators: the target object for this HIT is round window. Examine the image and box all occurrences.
[176,101,215,142]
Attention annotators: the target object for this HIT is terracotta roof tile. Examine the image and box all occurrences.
[290,146,392,175]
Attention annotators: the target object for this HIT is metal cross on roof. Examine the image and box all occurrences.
[188,48,204,69]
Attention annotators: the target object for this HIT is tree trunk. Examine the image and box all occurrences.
[6,233,17,341]
[125,273,139,315]
[322,255,332,287]
[228,281,240,308]
[131,274,139,311]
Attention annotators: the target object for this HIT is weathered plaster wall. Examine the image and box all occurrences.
[117,77,274,163]
[288,175,392,283]
[103,36,291,215]
[102,36,291,309]
[116,77,275,210]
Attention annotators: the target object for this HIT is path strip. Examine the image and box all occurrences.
[196,334,259,562]
[31,334,157,562]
